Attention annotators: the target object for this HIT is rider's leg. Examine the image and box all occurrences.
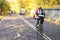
[36,18,39,25]
[40,18,44,36]
[40,17,44,25]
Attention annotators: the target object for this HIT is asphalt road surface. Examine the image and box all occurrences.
[0,15,45,40]
[0,14,60,40]
[21,15,60,40]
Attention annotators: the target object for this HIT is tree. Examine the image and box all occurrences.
[0,0,10,15]
[57,0,60,4]
[0,0,5,14]
[49,0,58,5]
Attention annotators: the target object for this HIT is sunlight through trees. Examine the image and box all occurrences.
[0,0,60,15]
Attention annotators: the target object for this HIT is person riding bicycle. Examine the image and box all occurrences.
[35,7,45,26]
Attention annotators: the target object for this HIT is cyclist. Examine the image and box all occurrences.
[35,7,45,26]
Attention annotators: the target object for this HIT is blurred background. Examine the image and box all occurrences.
[0,0,60,22]
[0,0,60,40]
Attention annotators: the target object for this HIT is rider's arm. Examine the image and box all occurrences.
[44,12,45,18]
[36,10,38,15]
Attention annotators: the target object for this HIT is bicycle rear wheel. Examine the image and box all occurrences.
[39,24,43,36]
[36,24,43,37]
[36,25,40,34]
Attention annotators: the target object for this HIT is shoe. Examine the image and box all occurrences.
[36,24,39,27]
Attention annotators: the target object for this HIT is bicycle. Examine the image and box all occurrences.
[36,20,43,37]
[33,15,43,36]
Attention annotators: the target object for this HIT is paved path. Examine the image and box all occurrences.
[0,15,45,40]
[22,15,60,40]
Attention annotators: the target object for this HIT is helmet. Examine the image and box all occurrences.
[39,7,42,9]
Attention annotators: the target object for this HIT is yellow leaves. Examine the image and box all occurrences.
[1,0,59,15]
[0,15,4,20]
[24,0,37,10]
[8,0,20,13]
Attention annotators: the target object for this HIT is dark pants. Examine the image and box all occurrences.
[36,16,44,25]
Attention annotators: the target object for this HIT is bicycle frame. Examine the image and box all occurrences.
[36,20,43,36]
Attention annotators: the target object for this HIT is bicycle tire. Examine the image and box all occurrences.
[39,24,43,36]
[36,24,43,36]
